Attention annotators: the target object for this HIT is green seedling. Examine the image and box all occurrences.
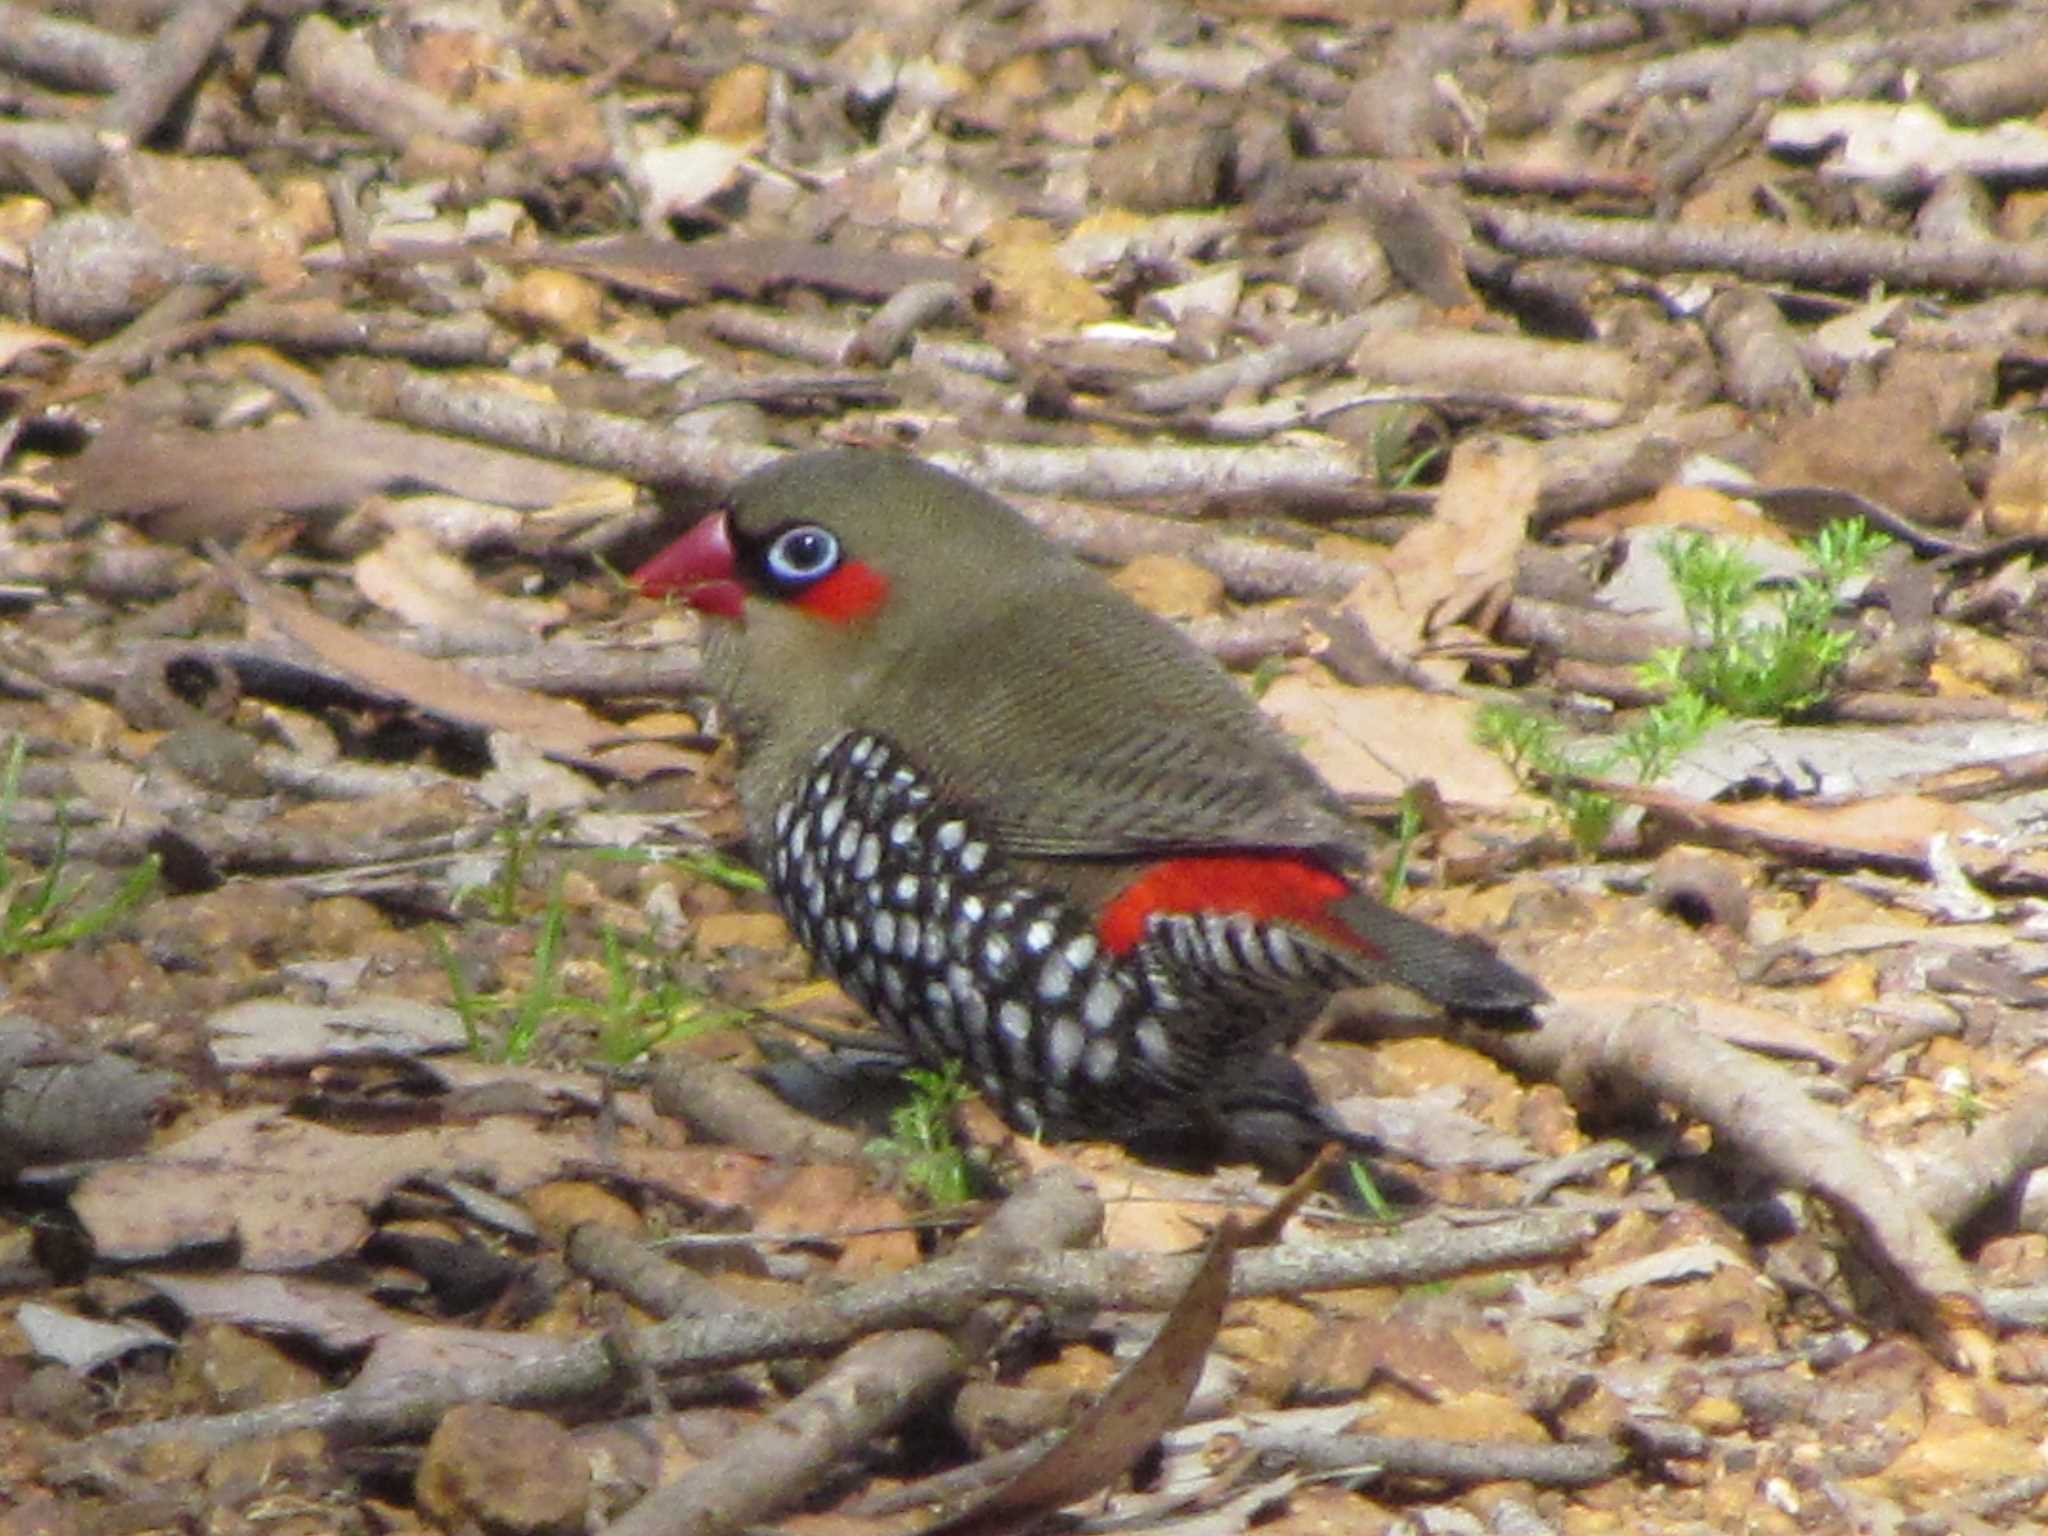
[587,845,769,895]
[1345,1158,1400,1224]
[571,925,748,1066]
[1480,519,1890,854]
[0,737,159,959]
[1381,788,1424,905]
[868,1061,979,1209]
[440,876,570,1062]
[1648,517,1890,720]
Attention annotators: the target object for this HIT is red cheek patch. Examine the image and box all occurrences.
[795,560,890,624]
[1097,854,1363,956]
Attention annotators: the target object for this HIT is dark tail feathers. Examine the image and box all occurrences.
[1332,891,1546,1018]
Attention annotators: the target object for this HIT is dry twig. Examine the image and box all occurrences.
[59,1198,1587,1471]
[605,1329,963,1536]
[1461,997,1975,1340]
[1915,1080,2048,1236]
[649,1059,869,1166]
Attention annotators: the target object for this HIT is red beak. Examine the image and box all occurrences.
[631,511,746,618]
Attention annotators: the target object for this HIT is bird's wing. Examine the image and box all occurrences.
[869,576,1360,861]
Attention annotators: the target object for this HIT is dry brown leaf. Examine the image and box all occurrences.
[922,1217,1240,1535]
[353,527,567,639]
[72,1109,640,1268]
[216,550,701,781]
[67,416,630,544]
[140,1271,413,1353]
[76,1109,778,1273]
[1362,436,1542,682]
[981,217,1115,335]
[1261,673,1534,810]
[107,149,306,288]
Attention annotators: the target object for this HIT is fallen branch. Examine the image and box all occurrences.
[603,1329,962,1536]
[58,1198,1587,1470]
[97,0,248,143]
[1243,1420,1626,1488]
[1914,1080,2048,1236]
[1478,205,2048,296]
[1457,995,1975,1342]
[1018,1208,1598,1311]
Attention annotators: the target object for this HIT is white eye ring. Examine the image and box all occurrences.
[764,525,841,586]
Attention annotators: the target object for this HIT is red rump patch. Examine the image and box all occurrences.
[795,560,890,624]
[1097,853,1367,956]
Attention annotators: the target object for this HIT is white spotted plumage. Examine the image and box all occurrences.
[761,730,1377,1142]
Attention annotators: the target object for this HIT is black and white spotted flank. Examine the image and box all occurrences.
[764,731,1359,1142]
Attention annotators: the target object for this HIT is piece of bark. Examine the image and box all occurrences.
[1926,40,2048,125]
[1350,325,1640,404]
[0,2,146,91]
[1704,287,1814,415]
[505,235,981,305]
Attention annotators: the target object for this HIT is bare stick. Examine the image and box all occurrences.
[98,0,250,143]
[58,1200,1584,1468]
[649,1059,868,1166]
[602,1330,962,1536]
[1478,205,2048,296]
[1244,1421,1626,1488]
[1459,997,1975,1338]
[1915,1080,2048,1235]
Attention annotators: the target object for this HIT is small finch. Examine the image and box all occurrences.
[636,451,1542,1165]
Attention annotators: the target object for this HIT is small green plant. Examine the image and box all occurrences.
[571,925,747,1066]
[1648,518,1890,719]
[1941,1067,1987,1134]
[868,1062,979,1208]
[1608,690,1723,783]
[0,737,159,958]
[1247,654,1289,701]
[490,820,539,922]
[1381,789,1424,904]
[1479,519,1890,855]
[440,877,570,1062]
[448,815,561,923]
[1371,415,1447,491]
[1473,705,1621,855]
[587,845,769,895]
[1345,1158,1400,1224]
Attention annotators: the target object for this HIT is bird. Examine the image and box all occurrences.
[633,450,1544,1167]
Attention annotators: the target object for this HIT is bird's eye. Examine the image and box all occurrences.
[762,525,841,588]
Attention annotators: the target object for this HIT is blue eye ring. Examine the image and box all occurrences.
[763,525,841,588]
